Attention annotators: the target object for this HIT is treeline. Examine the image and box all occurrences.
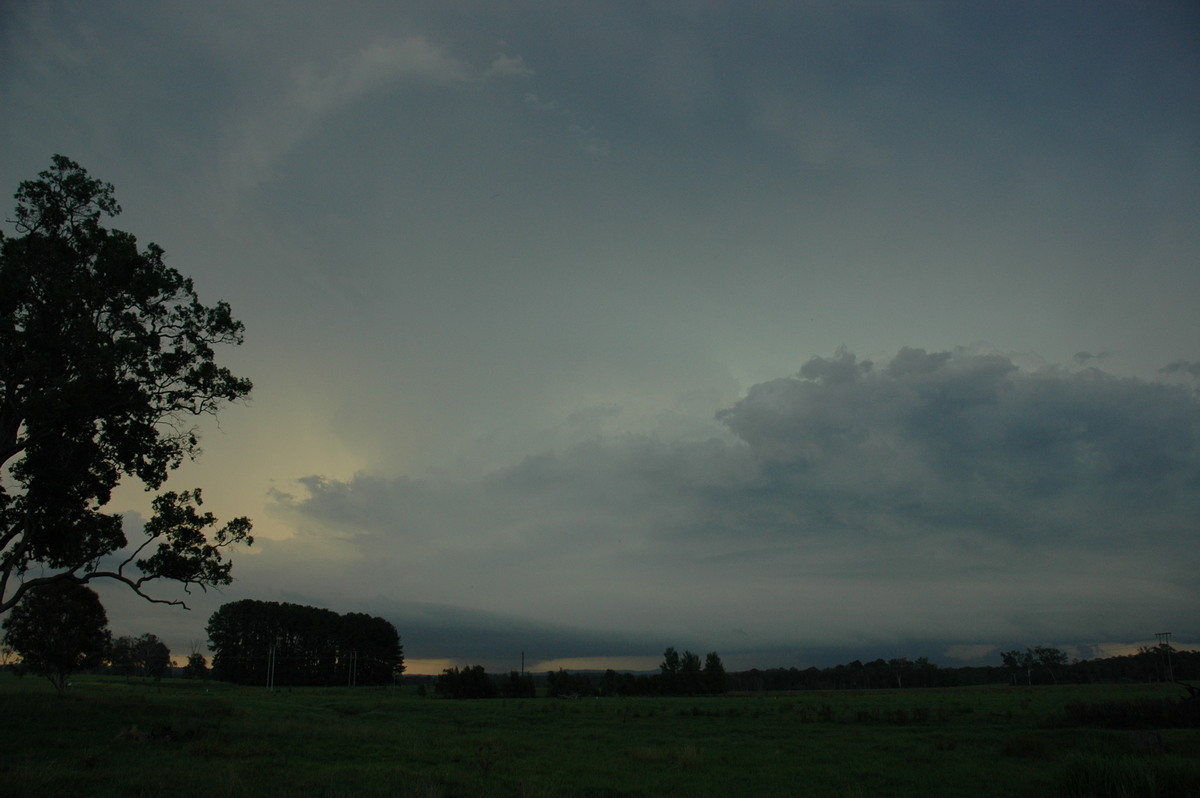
[433,647,728,699]
[107,634,172,679]
[420,646,1199,699]
[726,648,1200,692]
[206,600,404,686]
[437,666,537,699]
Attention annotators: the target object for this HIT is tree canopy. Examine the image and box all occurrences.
[0,155,253,612]
[2,578,110,692]
[109,632,171,679]
[207,599,405,686]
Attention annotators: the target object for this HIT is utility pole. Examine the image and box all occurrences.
[1155,632,1174,682]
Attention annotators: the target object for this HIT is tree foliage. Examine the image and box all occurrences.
[2,578,110,692]
[437,665,500,699]
[108,632,171,679]
[656,647,727,695]
[206,599,404,686]
[501,670,537,698]
[703,650,728,694]
[184,649,208,679]
[0,155,253,612]
[1000,646,1069,686]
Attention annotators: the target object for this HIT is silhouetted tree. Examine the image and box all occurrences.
[0,155,253,613]
[679,650,703,693]
[888,657,911,688]
[1001,649,1036,685]
[703,651,728,694]
[660,647,681,675]
[501,670,536,698]
[1033,646,1069,684]
[438,665,498,699]
[109,633,171,679]
[184,648,207,679]
[546,668,595,697]
[206,599,403,685]
[2,579,110,692]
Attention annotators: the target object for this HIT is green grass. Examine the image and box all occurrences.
[2,674,1197,797]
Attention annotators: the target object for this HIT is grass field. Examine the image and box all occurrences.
[2,673,1197,797]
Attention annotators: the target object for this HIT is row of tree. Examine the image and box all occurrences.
[431,648,729,699]
[4,576,1191,696]
[723,647,1199,692]
[206,599,404,686]
[436,665,538,699]
[7,582,1193,695]
[1000,646,1070,685]
[426,645,1198,699]
[0,578,205,691]
[541,647,729,697]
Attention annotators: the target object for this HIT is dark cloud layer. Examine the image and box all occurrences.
[271,349,1199,663]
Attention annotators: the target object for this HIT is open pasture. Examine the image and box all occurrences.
[3,674,1197,797]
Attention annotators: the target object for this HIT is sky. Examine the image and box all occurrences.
[1,1,1198,675]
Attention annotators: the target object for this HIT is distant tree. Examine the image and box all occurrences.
[108,635,137,676]
[911,656,937,688]
[2,579,110,692]
[109,633,171,679]
[703,651,728,694]
[1001,650,1029,685]
[501,670,536,698]
[863,658,889,689]
[184,648,208,679]
[657,647,681,693]
[546,668,595,698]
[140,634,171,679]
[1033,646,1069,685]
[679,650,703,693]
[998,646,1070,685]
[0,155,253,613]
[888,657,911,688]
[438,665,498,699]
[339,611,405,685]
[600,668,619,696]
[206,599,403,686]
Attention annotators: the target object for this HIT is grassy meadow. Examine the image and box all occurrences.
[3,673,1198,797]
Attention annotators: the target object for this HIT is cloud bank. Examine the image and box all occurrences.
[264,348,1199,666]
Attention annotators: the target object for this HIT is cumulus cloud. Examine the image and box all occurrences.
[268,348,1200,660]
[720,347,1200,544]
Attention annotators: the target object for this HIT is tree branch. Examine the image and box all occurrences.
[82,570,191,608]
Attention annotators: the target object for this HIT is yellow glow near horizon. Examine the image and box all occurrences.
[403,658,464,676]
[404,656,663,675]
[530,656,662,673]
